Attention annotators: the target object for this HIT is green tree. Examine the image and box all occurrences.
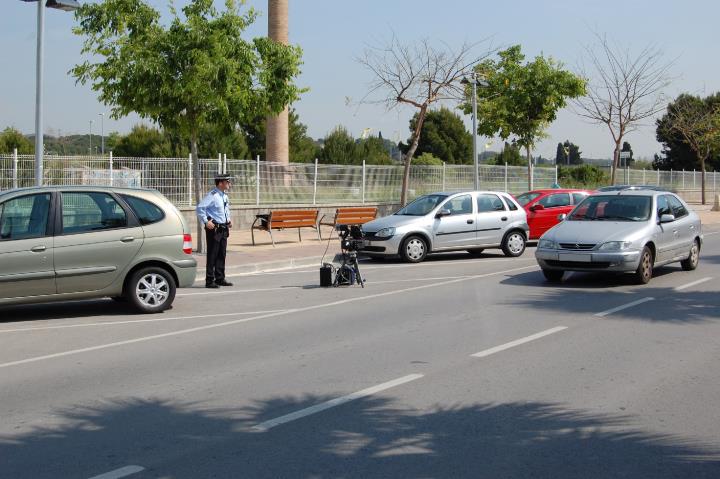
[555,140,582,165]
[112,124,172,157]
[413,152,443,166]
[72,0,303,251]
[557,164,608,187]
[0,127,33,154]
[492,141,524,166]
[356,136,393,165]
[621,141,634,167]
[319,126,357,164]
[465,45,586,188]
[403,108,472,164]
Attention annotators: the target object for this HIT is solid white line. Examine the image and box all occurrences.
[674,277,713,291]
[251,374,424,432]
[178,286,295,297]
[87,465,145,479]
[0,264,537,370]
[471,327,567,358]
[594,297,654,317]
[0,310,287,334]
[703,231,719,236]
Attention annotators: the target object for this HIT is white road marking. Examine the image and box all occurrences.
[0,310,287,334]
[703,231,719,236]
[594,297,655,317]
[251,374,424,432]
[178,286,296,297]
[87,465,145,479]
[471,327,567,358]
[674,277,713,291]
[0,264,538,370]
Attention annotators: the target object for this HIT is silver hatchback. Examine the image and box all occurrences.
[362,191,529,262]
[0,186,197,312]
[535,190,702,284]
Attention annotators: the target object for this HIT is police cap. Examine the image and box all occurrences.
[214,173,234,184]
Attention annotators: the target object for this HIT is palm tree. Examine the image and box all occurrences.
[266,0,289,164]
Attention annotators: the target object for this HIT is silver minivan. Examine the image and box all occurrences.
[362,191,529,262]
[0,186,197,313]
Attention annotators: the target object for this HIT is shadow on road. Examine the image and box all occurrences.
[1,395,718,478]
[0,299,147,324]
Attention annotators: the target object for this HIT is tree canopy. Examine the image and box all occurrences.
[0,127,33,154]
[465,45,586,188]
[402,108,472,165]
[554,140,582,165]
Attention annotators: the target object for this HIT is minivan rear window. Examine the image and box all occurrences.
[121,195,165,225]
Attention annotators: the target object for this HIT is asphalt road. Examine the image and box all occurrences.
[1,228,720,478]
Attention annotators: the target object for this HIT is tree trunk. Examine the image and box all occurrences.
[266,0,290,167]
[610,141,621,185]
[526,146,532,191]
[401,106,427,205]
[191,131,203,254]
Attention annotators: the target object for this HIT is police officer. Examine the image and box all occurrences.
[196,174,234,288]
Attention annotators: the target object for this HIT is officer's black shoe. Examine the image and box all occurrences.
[205,282,219,289]
[216,280,234,287]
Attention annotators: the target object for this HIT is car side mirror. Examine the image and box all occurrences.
[530,204,544,212]
[660,213,675,223]
[435,209,451,218]
[557,213,567,221]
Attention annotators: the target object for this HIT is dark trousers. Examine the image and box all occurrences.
[205,227,228,285]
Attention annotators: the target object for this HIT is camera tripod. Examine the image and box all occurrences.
[334,249,365,288]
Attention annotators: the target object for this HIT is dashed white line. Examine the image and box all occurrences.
[471,327,568,358]
[594,297,655,317]
[251,374,424,432]
[674,277,713,291]
[87,465,145,479]
[0,264,537,370]
[0,310,287,334]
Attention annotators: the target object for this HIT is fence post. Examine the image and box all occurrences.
[312,158,318,205]
[554,164,558,186]
[256,155,260,206]
[693,169,696,189]
[657,168,660,185]
[109,151,114,187]
[223,153,227,174]
[714,171,717,193]
[217,154,222,174]
[12,148,18,189]
[670,169,673,187]
[187,154,193,206]
[442,162,446,191]
[530,163,534,191]
[505,162,509,193]
[642,168,646,185]
[362,160,366,204]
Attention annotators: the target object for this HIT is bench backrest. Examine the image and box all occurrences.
[334,207,377,225]
[269,210,319,228]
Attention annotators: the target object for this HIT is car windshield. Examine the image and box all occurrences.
[516,192,542,206]
[569,195,652,222]
[395,194,448,216]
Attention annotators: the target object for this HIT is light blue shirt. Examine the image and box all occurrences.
[196,188,230,225]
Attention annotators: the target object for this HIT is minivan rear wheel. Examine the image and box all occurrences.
[127,267,176,313]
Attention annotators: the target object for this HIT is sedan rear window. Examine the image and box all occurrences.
[569,195,652,222]
[121,195,165,225]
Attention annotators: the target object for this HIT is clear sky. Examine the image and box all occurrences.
[1,0,718,161]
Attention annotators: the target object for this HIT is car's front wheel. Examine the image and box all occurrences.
[680,239,700,271]
[400,235,428,263]
[502,231,526,257]
[127,267,176,313]
[633,246,654,284]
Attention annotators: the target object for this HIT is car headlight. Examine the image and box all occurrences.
[538,239,558,249]
[598,241,633,251]
[375,227,396,238]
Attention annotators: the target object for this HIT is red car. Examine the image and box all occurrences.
[515,189,593,240]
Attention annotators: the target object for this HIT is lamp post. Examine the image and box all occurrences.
[89,120,93,156]
[21,0,80,186]
[461,73,489,190]
[98,112,104,155]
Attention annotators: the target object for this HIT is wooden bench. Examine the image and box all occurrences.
[251,209,320,246]
[319,207,378,240]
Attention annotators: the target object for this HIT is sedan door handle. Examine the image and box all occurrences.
[120,236,135,243]
[30,245,46,252]
[501,217,508,221]
[466,219,474,224]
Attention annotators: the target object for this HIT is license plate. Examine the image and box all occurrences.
[560,253,591,262]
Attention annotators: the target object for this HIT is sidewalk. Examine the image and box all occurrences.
[195,208,720,276]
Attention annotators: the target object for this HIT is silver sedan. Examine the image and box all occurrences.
[535,190,702,284]
[362,191,529,262]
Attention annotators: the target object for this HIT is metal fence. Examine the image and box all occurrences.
[1,152,718,206]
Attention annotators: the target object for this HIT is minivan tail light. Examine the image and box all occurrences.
[182,234,193,254]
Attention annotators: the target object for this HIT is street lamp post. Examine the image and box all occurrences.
[21,0,81,186]
[461,73,489,190]
[99,112,104,155]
